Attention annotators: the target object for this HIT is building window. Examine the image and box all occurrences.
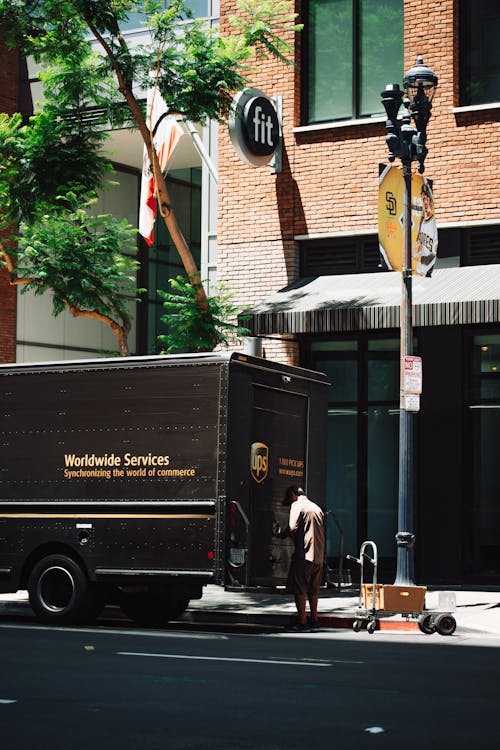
[460,0,500,107]
[120,0,218,30]
[305,0,403,124]
[138,168,202,354]
[463,226,500,265]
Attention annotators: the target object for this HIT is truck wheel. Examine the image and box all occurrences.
[164,595,190,622]
[28,554,95,624]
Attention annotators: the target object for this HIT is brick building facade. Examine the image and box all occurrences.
[218,0,500,353]
[218,0,500,584]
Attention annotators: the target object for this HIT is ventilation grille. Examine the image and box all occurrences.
[301,236,381,276]
[466,227,500,265]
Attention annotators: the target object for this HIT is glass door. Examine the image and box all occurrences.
[469,334,500,576]
[309,336,399,567]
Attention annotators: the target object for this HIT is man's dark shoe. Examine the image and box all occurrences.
[289,622,309,632]
[309,620,321,631]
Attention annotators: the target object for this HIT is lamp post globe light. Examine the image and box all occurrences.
[381,57,438,586]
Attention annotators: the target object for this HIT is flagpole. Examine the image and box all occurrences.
[177,119,218,184]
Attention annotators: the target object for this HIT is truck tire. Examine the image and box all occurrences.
[165,594,190,622]
[28,554,98,624]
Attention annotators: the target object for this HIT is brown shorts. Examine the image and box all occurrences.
[286,559,323,597]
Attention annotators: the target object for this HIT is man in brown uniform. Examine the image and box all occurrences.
[277,485,325,631]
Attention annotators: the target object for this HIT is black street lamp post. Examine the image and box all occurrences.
[381,56,438,586]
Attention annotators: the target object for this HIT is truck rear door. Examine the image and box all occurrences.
[247,385,307,586]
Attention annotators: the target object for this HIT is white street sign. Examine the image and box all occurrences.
[404,393,420,412]
[403,355,422,394]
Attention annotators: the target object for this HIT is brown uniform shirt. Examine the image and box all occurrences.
[288,495,325,565]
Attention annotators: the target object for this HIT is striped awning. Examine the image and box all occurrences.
[244,265,500,335]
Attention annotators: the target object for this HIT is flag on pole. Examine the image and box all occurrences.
[139,89,183,246]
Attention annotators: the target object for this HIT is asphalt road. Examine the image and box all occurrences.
[0,621,499,750]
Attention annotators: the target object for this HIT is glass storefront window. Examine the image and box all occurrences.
[470,333,500,575]
[366,406,399,555]
[472,334,500,400]
[471,408,500,574]
[367,358,399,401]
[309,336,399,566]
[327,408,358,559]
[141,168,202,354]
[312,341,358,351]
[312,340,358,402]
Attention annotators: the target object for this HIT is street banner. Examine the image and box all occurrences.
[139,89,183,247]
[378,165,438,277]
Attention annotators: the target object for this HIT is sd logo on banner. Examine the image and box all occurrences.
[378,165,438,277]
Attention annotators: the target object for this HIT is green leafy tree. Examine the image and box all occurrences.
[157,275,250,353]
[4,192,139,356]
[0,52,115,227]
[0,51,139,356]
[0,0,301,348]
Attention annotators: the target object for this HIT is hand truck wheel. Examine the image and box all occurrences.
[417,613,436,634]
[435,613,456,636]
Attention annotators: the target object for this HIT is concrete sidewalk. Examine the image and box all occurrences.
[185,585,500,636]
[1,585,500,637]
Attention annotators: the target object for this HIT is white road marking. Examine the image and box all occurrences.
[118,651,331,667]
[0,699,16,704]
[0,622,227,640]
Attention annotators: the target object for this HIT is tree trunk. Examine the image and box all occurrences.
[87,21,210,316]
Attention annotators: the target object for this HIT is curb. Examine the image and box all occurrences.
[185,610,420,632]
[317,615,419,632]
[0,601,419,631]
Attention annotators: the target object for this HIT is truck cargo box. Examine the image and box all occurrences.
[0,351,329,623]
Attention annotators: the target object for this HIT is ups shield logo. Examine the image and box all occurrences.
[250,442,269,484]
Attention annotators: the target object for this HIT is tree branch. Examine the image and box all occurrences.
[85,16,210,318]
[1,237,130,355]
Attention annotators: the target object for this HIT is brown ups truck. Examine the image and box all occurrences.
[0,352,328,624]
